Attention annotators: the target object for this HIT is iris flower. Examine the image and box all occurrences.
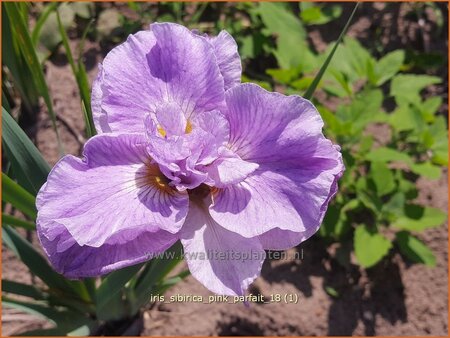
[37,23,344,296]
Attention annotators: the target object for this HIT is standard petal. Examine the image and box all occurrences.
[37,220,176,278]
[149,22,225,113]
[208,31,242,90]
[180,198,265,296]
[97,30,159,133]
[36,133,188,248]
[95,23,225,134]
[154,101,187,136]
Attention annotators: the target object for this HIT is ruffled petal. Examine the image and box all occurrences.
[190,110,230,152]
[180,197,265,296]
[210,141,343,239]
[205,148,259,187]
[145,110,233,191]
[97,30,158,133]
[224,83,324,163]
[37,219,176,278]
[154,101,187,136]
[91,64,110,133]
[36,133,189,248]
[149,22,225,112]
[95,23,225,134]
[208,31,242,90]
[209,83,344,241]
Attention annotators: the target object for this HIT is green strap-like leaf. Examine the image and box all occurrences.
[2,213,36,230]
[2,4,40,112]
[31,2,59,46]
[95,262,144,317]
[2,107,50,195]
[304,3,359,100]
[56,10,96,137]
[2,174,37,219]
[2,280,46,300]
[2,91,11,113]
[2,297,64,325]
[83,278,97,305]
[152,270,190,295]
[133,242,183,311]
[4,2,63,151]
[2,226,80,298]
[2,297,96,335]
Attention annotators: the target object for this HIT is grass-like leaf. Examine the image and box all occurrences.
[304,3,359,100]
[152,270,190,295]
[56,10,96,137]
[95,263,144,320]
[4,2,63,152]
[2,4,40,113]
[31,2,59,47]
[2,280,45,300]
[2,296,96,334]
[2,91,11,112]
[133,242,183,311]
[2,226,82,299]
[2,213,35,231]
[2,107,50,195]
[2,174,37,219]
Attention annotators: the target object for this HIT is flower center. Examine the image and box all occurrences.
[145,165,172,192]
[146,110,231,191]
[157,119,192,138]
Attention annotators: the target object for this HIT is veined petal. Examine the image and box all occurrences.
[180,198,265,296]
[149,22,225,114]
[224,83,324,163]
[210,140,343,239]
[36,133,188,248]
[37,220,176,278]
[209,83,344,241]
[95,23,225,134]
[97,30,158,133]
[154,101,187,137]
[208,31,242,90]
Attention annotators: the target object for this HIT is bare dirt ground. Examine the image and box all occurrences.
[2,2,448,336]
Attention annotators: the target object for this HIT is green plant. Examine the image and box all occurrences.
[2,2,63,151]
[316,42,446,268]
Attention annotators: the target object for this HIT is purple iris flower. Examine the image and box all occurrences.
[36,23,344,296]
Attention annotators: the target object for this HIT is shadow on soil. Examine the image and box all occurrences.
[254,237,408,336]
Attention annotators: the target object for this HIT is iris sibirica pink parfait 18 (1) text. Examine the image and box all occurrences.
[36,23,344,296]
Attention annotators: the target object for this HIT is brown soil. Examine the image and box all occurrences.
[2,3,448,336]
